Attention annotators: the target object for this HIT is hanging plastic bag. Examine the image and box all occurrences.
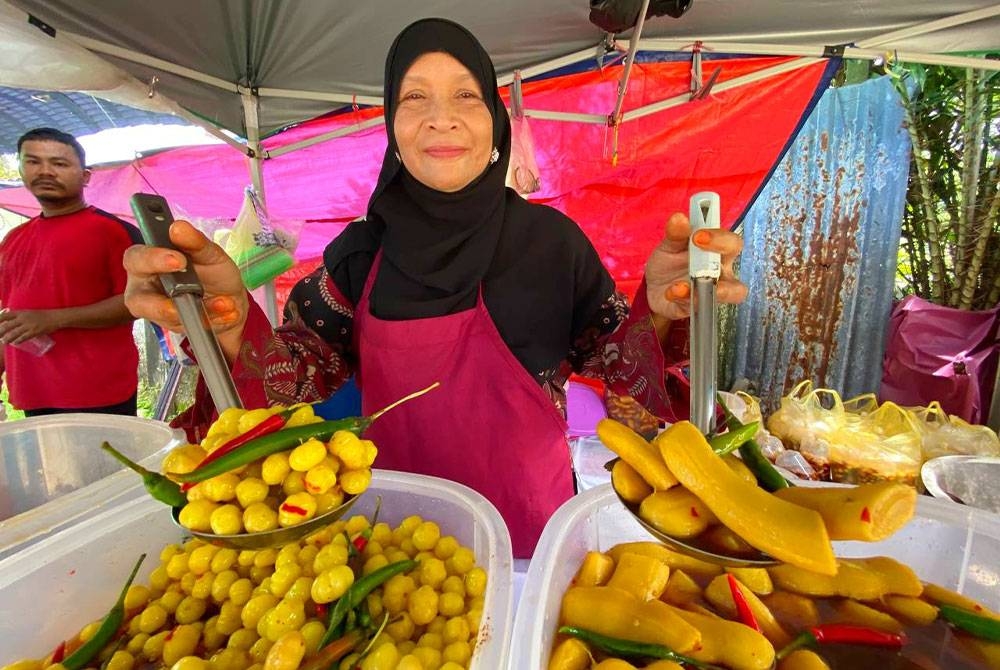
[225,187,296,289]
[908,401,1000,460]
[509,113,541,195]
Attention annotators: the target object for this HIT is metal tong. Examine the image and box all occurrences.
[130,193,243,413]
[688,192,721,435]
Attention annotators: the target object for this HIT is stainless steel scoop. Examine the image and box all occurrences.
[613,193,777,567]
[130,193,359,548]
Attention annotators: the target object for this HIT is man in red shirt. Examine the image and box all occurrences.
[0,128,141,416]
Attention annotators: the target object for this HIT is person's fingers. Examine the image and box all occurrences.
[717,279,749,305]
[170,220,231,267]
[125,292,184,331]
[657,212,692,255]
[668,281,690,300]
[123,243,186,278]
[692,229,743,259]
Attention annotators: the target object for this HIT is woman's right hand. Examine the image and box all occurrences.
[124,220,249,362]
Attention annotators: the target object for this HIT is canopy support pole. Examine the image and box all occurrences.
[610,0,651,125]
[240,88,279,327]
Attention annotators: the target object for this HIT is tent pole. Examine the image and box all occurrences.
[857,4,1000,49]
[610,0,652,125]
[268,116,386,158]
[623,56,822,122]
[637,39,1000,72]
[240,88,279,327]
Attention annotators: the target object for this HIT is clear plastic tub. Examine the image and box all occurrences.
[0,469,514,669]
[0,413,182,560]
[509,483,1000,669]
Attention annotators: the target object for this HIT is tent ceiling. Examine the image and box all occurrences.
[8,0,1000,136]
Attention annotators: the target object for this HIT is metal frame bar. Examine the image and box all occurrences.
[611,0,652,124]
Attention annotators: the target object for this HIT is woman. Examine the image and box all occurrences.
[125,18,746,556]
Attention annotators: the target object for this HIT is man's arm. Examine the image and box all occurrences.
[0,296,134,344]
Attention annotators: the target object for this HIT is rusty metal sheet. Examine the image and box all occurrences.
[728,76,911,412]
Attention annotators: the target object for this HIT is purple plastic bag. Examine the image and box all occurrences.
[880,295,999,424]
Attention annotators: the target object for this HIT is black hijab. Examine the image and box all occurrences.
[324,18,615,376]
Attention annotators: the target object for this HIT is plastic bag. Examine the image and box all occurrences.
[509,114,541,195]
[225,188,296,290]
[908,401,1000,460]
[765,380,850,448]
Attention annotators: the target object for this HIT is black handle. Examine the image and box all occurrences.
[129,193,203,297]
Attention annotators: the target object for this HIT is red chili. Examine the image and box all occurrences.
[51,640,66,664]
[181,413,290,491]
[281,504,308,516]
[351,496,383,555]
[690,506,700,518]
[810,623,906,646]
[860,506,872,523]
[315,603,329,618]
[727,574,761,632]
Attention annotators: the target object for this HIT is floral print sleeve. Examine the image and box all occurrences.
[569,279,690,423]
[171,267,356,442]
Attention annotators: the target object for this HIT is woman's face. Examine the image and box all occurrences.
[393,51,494,193]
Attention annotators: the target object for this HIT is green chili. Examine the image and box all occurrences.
[708,421,759,456]
[716,395,790,491]
[558,626,725,669]
[319,559,418,648]
[62,554,146,670]
[172,382,440,484]
[101,443,188,507]
[939,604,1000,642]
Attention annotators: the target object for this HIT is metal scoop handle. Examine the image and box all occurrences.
[130,193,243,412]
[689,192,721,435]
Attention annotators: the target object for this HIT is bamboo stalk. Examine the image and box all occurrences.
[901,102,949,304]
[958,176,999,310]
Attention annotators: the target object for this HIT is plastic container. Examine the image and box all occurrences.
[0,414,182,560]
[922,454,1000,513]
[509,483,1000,669]
[0,469,514,669]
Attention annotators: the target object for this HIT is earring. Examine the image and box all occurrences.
[489,147,499,164]
[394,151,401,162]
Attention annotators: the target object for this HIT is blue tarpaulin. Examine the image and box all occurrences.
[729,76,912,412]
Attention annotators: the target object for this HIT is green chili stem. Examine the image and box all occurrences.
[62,554,146,670]
[101,442,187,507]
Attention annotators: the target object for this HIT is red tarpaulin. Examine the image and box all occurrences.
[1,56,834,303]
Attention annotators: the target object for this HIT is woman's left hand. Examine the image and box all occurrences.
[645,212,748,323]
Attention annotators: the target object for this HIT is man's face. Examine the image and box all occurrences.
[18,139,90,205]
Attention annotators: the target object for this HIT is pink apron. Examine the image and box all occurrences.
[355,252,574,557]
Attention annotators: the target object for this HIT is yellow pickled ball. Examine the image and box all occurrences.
[300,620,326,654]
[443,616,471,644]
[281,470,307,496]
[227,628,259,651]
[237,408,273,435]
[330,432,368,470]
[228,578,255,607]
[170,656,209,670]
[124,584,152,611]
[210,505,244,535]
[162,623,200,666]
[339,469,371,496]
[263,630,306,670]
[359,439,378,467]
[311,564,355,604]
[303,463,338,495]
[241,593,279,630]
[243,503,280,534]
[442,640,472,666]
[187,544,219,575]
[210,548,239,573]
[236,478,270,508]
[289,438,328,472]
[313,543,350,574]
[161,445,208,476]
[138,603,168,634]
[438,591,465,618]
[278,492,317,527]
[411,646,442,670]
[408,585,440,626]
[210,407,244,436]
[261,453,291,486]
[411,521,441,552]
[178,500,218,532]
[142,630,169,662]
[105,649,136,670]
[201,473,241,503]
[284,404,321,428]
[447,547,476,576]
[464,566,487,598]
[174,596,208,624]
[285,576,315,602]
[385,611,415,642]
[418,557,448,589]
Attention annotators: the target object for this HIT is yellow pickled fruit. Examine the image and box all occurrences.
[201,473,241,503]
[312,564,355,603]
[170,657,209,670]
[279,492,317,527]
[269,564,302,598]
[443,616,471,644]
[2,661,44,670]
[285,576,315,602]
[464,567,488,598]
[447,547,476,576]
[138,603,169,634]
[315,489,346,514]
[359,642,399,670]
[244,503,280,534]
[211,548,239,573]
[178,500,218,532]
[359,439,378,466]
[283,404,318,428]
[386,611,416,642]
[104,649,136,670]
[236,478,270,508]
[242,594,280,630]
[175,596,208,624]
[418,557,448,589]
[261,453,291,486]
[339,469,372,496]
[412,647,442,670]
[187,544,220,575]
[238,408,274,435]
[313,543,350,573]
[124,584,152,611]
[289,439,328,472]
[210,505,244,535]
[304,463,338,495]
[263,631,306,670]
[281,470,307,496]
[330,432,368,470]
[434,536,460,561]
[442,640,472,666]
[161,445,208,476]
[409,585,440,626]
[210,407,245,437]
[412,521,441,551]
[300,620,326,653]
[162,623,200,666]
[263,599,306,642]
